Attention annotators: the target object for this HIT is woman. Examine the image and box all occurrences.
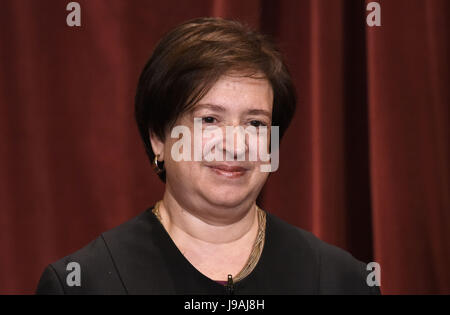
[36,17,380,295]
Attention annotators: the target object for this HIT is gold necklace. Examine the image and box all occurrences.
[152,200,266,282]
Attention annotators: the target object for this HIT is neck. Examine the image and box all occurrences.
[158,190,259,246]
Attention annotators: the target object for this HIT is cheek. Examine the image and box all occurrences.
[165,159,192,180]
[250,167,270,184]
[257,130,272,158]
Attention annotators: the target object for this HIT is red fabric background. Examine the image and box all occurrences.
[0,0,448,294]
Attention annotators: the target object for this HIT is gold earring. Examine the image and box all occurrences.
[153,154,164,174]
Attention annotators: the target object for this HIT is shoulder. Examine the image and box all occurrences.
[266,212,381,294]
[36,210,154,295]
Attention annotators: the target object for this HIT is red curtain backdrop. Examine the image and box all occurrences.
[0,0,448,294]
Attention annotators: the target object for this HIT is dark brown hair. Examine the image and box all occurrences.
[135,17,296,181]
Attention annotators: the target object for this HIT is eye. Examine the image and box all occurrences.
[202,116,217,124]
[249,120,266,127]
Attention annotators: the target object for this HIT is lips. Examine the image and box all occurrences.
[206,164,249,178]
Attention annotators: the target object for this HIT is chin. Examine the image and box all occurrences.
[202,187,251,208]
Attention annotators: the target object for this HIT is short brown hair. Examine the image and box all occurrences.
[135,17,296,181]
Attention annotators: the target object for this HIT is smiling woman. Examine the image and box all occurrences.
[35,17,380,295]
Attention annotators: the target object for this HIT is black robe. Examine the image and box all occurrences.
[36,206,381,295]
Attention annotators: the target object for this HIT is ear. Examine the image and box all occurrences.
[150,131,165,161]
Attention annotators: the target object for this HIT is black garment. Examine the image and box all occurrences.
[36,207,381,295]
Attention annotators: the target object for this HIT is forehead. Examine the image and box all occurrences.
[195,74,273,112]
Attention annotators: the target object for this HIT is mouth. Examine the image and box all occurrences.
[206,164,249,179]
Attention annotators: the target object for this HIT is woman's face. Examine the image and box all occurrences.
[152,73,273,217]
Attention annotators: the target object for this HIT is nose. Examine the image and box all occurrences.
[223,125,248,161]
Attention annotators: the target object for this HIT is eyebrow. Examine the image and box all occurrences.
[192,103,226,112]
[246,109,272,119]
[193,103,272,119]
